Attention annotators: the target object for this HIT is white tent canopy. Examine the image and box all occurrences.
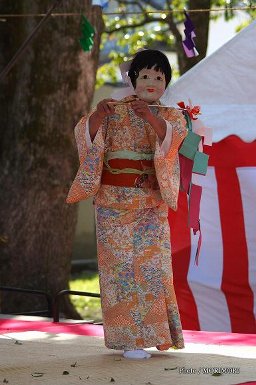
[161,20,256,143]
[167,21,256,333]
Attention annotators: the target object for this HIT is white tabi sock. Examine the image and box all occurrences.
[123,349,151,359]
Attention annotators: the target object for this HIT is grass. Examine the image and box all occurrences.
[69,271,102,322]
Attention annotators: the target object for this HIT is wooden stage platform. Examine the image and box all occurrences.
[0,316,255,385]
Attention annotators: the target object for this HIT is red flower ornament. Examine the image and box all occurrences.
[177,101,201,120]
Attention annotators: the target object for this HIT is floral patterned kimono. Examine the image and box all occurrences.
[67,95,187,351]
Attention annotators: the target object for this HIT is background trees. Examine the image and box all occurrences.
[97,0,255,85]
[0,0,104,317]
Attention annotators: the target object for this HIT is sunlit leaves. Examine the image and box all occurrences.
[96,0,254,87]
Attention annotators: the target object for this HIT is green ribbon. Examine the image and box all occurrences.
[79,15,95,52]
[105,150,154,161]
[104,150,155,175]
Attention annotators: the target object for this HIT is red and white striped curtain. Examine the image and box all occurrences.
[170,136,256,334]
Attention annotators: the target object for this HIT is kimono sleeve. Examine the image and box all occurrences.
[154,108,187,210]
[66,115,106,204]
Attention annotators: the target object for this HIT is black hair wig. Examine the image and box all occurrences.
[128,49,172,89]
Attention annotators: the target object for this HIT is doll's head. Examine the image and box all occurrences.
[128,49,172,102]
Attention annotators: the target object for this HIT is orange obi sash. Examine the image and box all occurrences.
[101,158,155,188]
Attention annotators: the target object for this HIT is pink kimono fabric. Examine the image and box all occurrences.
[67,96,187,350]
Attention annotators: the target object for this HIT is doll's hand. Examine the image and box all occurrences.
[89,99,116,141]
[131,100,152,120]
[96,99,116,119]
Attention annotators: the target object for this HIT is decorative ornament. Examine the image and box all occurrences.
[178,101,211,265]
[79,15,95,52]
[177,101,201,120]
[182,10,199,58]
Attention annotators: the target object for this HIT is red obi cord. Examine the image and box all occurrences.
[101,158,154,188]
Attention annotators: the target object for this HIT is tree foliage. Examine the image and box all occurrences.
[97,0,255,86]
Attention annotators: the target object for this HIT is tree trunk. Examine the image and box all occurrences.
[168,0,211,75]
[0,0,104,318]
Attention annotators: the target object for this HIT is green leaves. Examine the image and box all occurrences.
[97,0,253,87]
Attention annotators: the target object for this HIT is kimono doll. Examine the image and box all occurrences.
[67,49,187,359]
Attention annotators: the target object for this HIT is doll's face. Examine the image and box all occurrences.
[134,66,166,103]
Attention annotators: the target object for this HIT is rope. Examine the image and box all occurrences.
[0,3,254,79]
[0,6,255,18]
[0,0,63,81]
